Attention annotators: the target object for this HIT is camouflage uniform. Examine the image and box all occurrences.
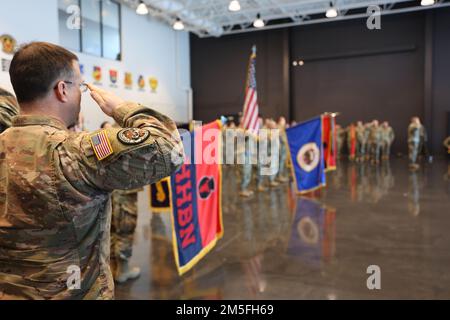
[256,128,279,189]
[0,103,183,300]
[0,89,19,133]
[381,125,395,160]
[110,187,142,282]
[408,122,421,168]
[368,124,382,164]
[355,123,367,162]
[444,136,450,154]
[238,129,257,194]
[277,130,288,182]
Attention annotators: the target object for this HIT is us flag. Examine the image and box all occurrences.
[91,131,113,160]
[242,46,260,135]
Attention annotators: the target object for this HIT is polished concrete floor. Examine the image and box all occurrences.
[115,158,450,300]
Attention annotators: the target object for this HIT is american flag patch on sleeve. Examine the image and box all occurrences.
[90,131,114,161]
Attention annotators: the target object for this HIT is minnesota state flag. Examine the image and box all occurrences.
[286,116,326,194]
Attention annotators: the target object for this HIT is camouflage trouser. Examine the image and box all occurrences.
[110,190,139,263]
[357,141,365,159]
[256,161,278,185]
[241,162,252,191]
[382,141,391,158]
[277,150,287,179]
[370,142,381,162]
[409,141,420,164]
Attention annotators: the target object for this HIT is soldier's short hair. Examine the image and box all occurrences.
[9,42,78,103]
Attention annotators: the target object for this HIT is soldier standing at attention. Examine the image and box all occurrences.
[408,117,422,171]
[276,117,289,183]
[0,42,184,300]
[369,120,382,165]
[381,121,395,161]
[355,121,366,162]
[0,87,19,133]
[238,123,256,197]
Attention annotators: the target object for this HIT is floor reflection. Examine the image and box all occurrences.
[116,159,450,300]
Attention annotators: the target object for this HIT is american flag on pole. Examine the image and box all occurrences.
[90,131,114,161]
[242,46,260,135]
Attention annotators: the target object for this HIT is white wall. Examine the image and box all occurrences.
[0,0,191,130]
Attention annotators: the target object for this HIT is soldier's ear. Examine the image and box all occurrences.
[54,81,69,103]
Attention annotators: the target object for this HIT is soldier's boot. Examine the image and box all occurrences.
[257,184,268,192]
[277,176,289,183]
[115,260,141,284]
[239,189,254,197]
[269,180,279,188]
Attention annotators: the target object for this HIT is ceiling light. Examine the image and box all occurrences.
[421,0,435,6]
[326,2,338,18]
[136,1,148,15]
[173,18,185,31]
[299,60,304,66]
[228,0,241,12]
[253,14,265,28]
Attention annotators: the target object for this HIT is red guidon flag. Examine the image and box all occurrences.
[322,114,337,171]
[170,120,223,275]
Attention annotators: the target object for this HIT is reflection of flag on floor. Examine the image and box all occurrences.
[150,177,171,212]
[242,255,265,297]
[286,117,326,194]
[170,120,223,276]
[287,198,336,267]
[322,114,337,172]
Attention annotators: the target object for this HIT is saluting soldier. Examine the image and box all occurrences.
[0,42,184,300]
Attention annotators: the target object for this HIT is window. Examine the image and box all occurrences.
[58,0,122,60]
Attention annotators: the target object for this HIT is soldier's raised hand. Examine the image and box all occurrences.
[87,84,125,117]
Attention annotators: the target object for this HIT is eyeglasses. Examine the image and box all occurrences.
[55,81,88,93]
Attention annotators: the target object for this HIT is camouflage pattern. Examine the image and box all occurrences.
[368,124,382,163]
[110,188,142,278]
[237,129,257,191]
[355,123,368,162]
[444,136,450,153]
[381,125,395,159]
[0,102,183,300]
[277,129,288,181]
[408,122,421,166]
[0,89,19,133]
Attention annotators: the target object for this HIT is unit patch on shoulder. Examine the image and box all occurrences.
[117,128,150,145]
[90,130,114,161]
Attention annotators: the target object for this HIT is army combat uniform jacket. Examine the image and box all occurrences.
[0,102,183,300]
[0,94,19,133]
